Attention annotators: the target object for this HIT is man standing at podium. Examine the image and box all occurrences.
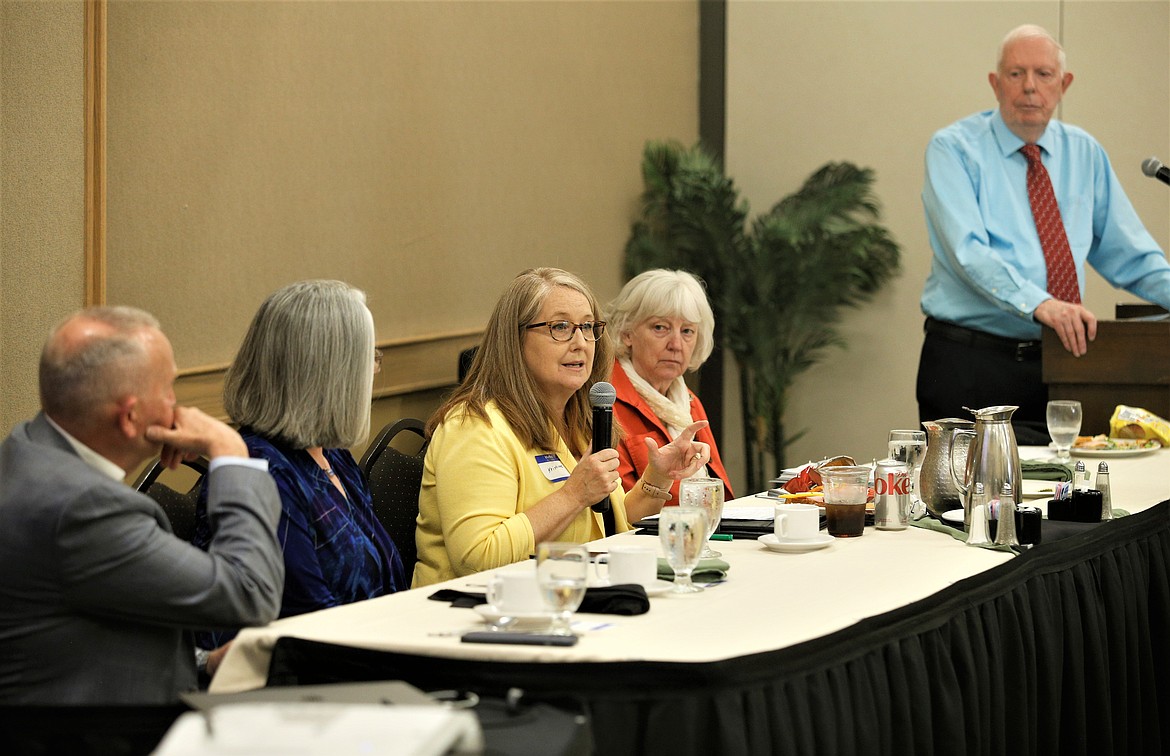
[917,24,1170,441]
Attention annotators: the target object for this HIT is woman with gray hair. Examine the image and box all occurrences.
[192,280,405,670]
[605,269,733,502]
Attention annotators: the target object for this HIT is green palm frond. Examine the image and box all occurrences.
[624,143,901,488]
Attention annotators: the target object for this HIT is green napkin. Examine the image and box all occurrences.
[910,516,1017,553]
[657,557,730,583]
[1021,460,1073,482]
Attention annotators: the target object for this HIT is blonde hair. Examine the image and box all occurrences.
[605,269,715,370]
[428,267,613,455]
[225,280,374,449]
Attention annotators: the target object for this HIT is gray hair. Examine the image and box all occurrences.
[998,24,1066,73]
[605,269,715,370]
[39,306,161,425]
[224,280,374,449]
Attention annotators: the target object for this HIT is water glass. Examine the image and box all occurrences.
[1046,400,1082,463]
[678,477,725,558]
[658,507,708,594]
[535,542,588,635]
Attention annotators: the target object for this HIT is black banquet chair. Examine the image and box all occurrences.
[359,418,428,576]
[132,456,209,543]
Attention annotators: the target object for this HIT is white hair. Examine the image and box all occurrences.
[998,24,1066,73]
[605,269,715,370]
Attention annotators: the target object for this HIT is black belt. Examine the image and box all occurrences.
[924,317,1042,361]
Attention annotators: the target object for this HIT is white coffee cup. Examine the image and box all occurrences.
[597,544,657,586]
[485,563,544,613]
[774,502,821,541]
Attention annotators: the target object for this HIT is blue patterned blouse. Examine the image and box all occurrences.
[193,429,406,648]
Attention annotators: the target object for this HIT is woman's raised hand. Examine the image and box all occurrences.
[644,420,711,481]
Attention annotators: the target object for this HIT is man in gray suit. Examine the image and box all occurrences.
[0,306,284,704]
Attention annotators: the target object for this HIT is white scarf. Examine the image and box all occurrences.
[619,357,696,439]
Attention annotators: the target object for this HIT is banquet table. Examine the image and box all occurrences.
[211,446,1170,755]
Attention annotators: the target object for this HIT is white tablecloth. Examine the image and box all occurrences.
[210,446,1168,694]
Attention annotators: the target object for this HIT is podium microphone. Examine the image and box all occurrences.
[589,381,616,513]
[1141,157,1170,186]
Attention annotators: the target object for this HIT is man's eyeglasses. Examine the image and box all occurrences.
[523,320,606,342]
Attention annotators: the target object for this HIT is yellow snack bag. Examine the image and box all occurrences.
[1109,405,1170,447]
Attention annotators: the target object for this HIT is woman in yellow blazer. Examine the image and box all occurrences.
[412,267,711,587]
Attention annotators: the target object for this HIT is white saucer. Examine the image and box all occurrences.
[473,605,553,625]
[759,533,834,553]
[592,579,674,596]
[641,579,675,597]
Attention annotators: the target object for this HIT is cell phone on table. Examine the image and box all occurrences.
[461,631,578,646]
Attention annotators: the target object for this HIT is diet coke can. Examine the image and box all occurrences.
[874,458,911,530]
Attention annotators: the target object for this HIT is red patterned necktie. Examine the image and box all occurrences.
[1021,144,1080,303]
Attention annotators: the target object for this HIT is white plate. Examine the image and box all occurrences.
[758,533,834,553]
[1071,444,1161,458]
[472,605,553,625]
[940,509,964,526]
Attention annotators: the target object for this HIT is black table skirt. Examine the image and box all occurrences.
[267,501,1170,756]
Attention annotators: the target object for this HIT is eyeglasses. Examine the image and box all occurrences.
[374,348,383,375]
[523,320,606,342]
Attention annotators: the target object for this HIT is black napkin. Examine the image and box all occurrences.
[578,584,650,616]
[428,585,650,616]
[428,589,487,608]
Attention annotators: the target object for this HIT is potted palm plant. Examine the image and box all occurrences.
[625,141,901,490]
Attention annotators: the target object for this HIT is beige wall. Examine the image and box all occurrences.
[104,0,698,370]
[725,1,1170,481]
[1,0,87,432]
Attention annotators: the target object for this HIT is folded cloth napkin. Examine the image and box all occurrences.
[578,584,649,615]
[428,585,650,616]
[1021,460,1073,482]
[428,588,487,608]
[657,557,730,583]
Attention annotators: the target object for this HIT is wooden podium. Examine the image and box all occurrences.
[1043,307,1170,434]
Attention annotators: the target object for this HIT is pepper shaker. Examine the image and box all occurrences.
[1097,462,1113,521]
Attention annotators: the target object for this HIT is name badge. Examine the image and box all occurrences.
[535,453,569,482]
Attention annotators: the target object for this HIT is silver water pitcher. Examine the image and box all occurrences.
[949,406,1023,527]
[919,418,974,517]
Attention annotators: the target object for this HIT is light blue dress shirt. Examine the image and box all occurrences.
[921,109,1170,340]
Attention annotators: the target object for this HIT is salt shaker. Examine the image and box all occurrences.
[966,482,991,547]
[993,482,1019,547]
[1097,461,1113,521]
[1074,460,1091,490]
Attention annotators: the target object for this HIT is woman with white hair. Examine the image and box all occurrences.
[605,269,734,502]
[412,267,711,587]
[193,280,405,670]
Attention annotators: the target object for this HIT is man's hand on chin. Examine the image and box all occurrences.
[145,407,248,467]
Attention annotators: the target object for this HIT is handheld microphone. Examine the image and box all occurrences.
[1141,157,1170,186]
[589,381,616,513]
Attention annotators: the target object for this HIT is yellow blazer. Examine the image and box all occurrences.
[412,401,630,587]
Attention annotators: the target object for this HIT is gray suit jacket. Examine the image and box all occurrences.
[0,413,284,704]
